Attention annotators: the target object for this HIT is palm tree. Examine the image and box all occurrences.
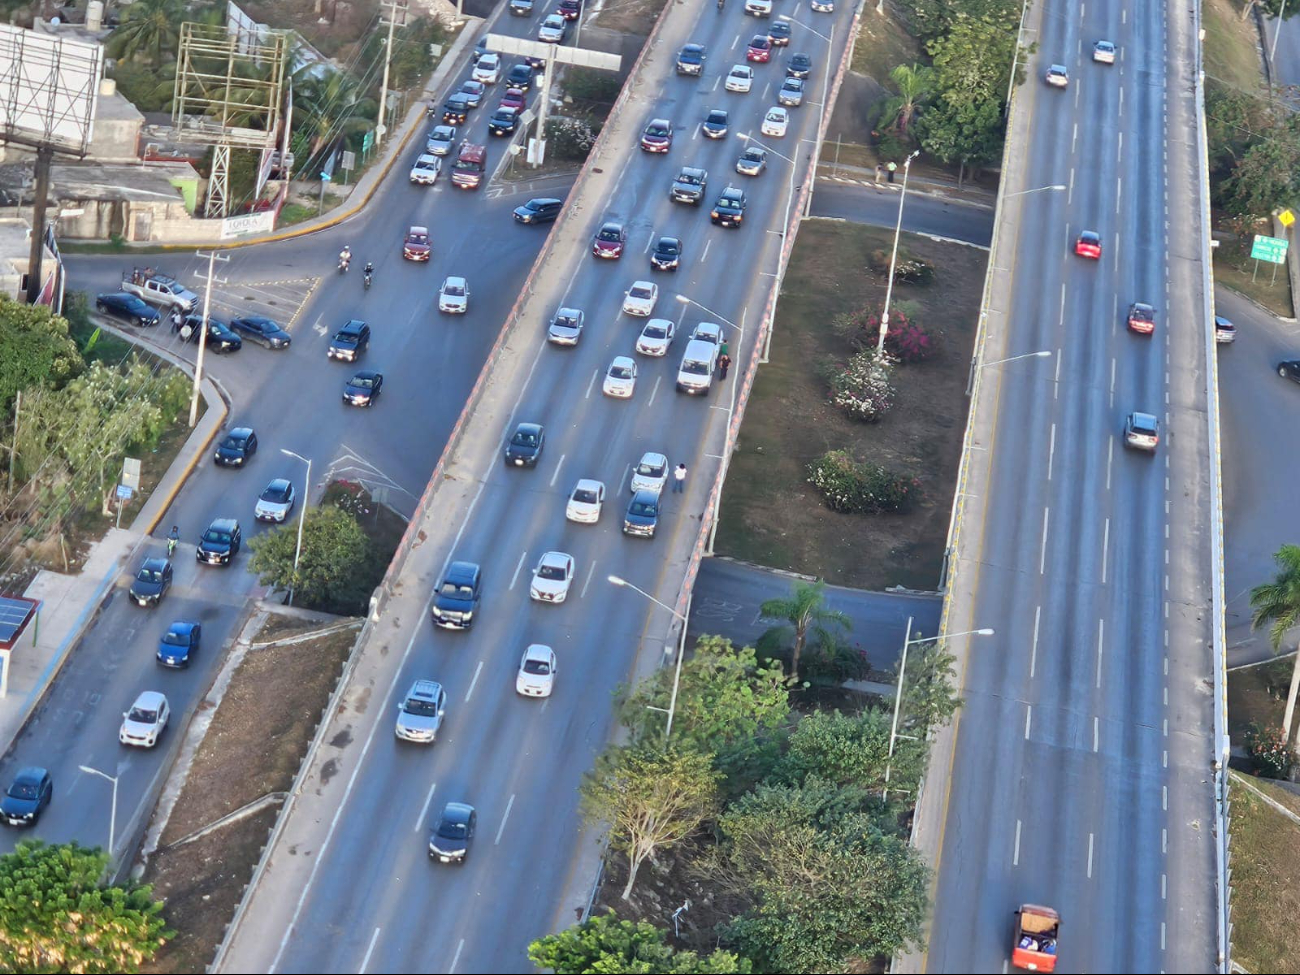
[759,580,851,682]
[1249,544,1300,743]
[106,0,190,65]
[882,63,935,136]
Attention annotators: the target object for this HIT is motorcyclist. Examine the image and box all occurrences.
[339,246,352,271]
[166,525,179,556]
[363,261,374,288]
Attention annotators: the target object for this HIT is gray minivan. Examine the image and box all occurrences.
[675,338,718,395]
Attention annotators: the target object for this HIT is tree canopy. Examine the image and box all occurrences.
[529,911,752,974]
[247,504,376,614]
[0,296,83,415]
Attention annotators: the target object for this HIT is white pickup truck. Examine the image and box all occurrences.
[121,268,198,312]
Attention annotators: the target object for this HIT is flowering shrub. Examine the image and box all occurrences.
[807,450,916,514]
[829,349,895,421]
[867,248,935,284]
[1245,724,1294,779]
[546,116,600,161]
[830,308,937,363]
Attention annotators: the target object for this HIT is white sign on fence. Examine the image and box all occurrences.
[220,210,276,239]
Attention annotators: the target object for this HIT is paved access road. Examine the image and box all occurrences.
[219,3,861,973]
[921,3,1219,972]
[0,6,560,862]
[810,180,994,248]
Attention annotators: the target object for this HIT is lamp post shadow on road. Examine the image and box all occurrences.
[78,764,120,861]
[608,574,692,739]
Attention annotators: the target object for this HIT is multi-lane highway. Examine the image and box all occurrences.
[218,3,857,972]
[919,1,1220,972]
[0,7,562,862]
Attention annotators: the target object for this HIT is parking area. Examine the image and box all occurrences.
[204,276,319,332]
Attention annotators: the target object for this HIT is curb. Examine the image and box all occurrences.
[817,173,997,210]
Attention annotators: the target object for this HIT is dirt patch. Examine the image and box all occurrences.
[1228,657,1294,742]
[141,617,359,974]
[1203,0,1265,93]
[1225,774,1300,974]
[851,8,924,82]
[238,0,381,61]
[716,221,984,591]
[591,0,664,36]
[1213,239,1295,319]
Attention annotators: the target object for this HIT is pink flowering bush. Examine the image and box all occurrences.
[807,450,917,514]
[1245,724,1294,779]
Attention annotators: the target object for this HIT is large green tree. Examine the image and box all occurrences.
[107,0,195,64]
[1219,124,1300,220]
[618,636,790,782]
[893,0,1024,42]
[882,63,935,135]
[759,580,850,682]
[0,841,170,973]
[0,296,82,415]
[528,911,752,974]
[1250,544,1300,744]
[247,504,375,614]
[580,745,720,900]
[777,708,895,792]
[716,782,929,973]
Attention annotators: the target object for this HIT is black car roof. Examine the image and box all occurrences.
[229,427,255,439]
[142,557,170,571]
[516,421,543,434]
[445,561,480,582]
[208,517,239,531]
[15,766,47,782]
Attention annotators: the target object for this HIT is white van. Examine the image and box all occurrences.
[676,339,718,395]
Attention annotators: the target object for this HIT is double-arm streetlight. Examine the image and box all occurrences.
[280,448,312,606]
[79,764,120,857]
[608,575,691,738]
[778,15,833,219]
[883,623,995,802]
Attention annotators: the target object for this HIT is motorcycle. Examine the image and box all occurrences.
[363,269,373,291]
[338,255,351,274]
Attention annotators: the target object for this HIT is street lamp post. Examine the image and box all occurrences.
[882,625,994,802]
[778,15,833,219]
[738,133,806,362]
[675,295,744,555]
[608,575,691,738]
[966,348,1053,397]
[876,150,920,355]
[78,764,119,857]
[280,448,312,606]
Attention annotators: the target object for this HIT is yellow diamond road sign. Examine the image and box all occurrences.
[1281,209,1296,228]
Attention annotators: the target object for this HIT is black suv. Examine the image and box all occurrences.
[488,108,519,136]
[229,315,291,349]
[670,166,707,204]
[96,292,160,327]
[213,426,258,467]
[710,186,748,227]
[676,43,706,75]
[513,198,563,224]
[505,422,545,466]
[328,320,370,361]
[506,62,534,91]
[650,236,682,271]
[175,315,242,352]
[130,557,174,607]
[432,561,482,629]
[197,518,242,566]
[442,96,470,125]
[787,52,813,79]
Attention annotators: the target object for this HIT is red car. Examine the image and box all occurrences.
[1126,302,1155,335]
[1075,231,1102,259]
[746,36,772,63]
[592,220,627,259]
[499,87,527,113]
[640,118,673,153]
[558,0,581,19]
[403,225,431,262]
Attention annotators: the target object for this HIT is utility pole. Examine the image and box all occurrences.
[189,251,229,427]
[7,390,20,496]
[376,1,406,148]
[532,59,555,167]
[877,150,919,355]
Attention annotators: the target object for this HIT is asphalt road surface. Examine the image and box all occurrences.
[921,4,1219,972]
[689,558,940,672]
[0,6,556,862]
[810,180,994,248]
[1216,288,1300,667]
[218,4,863,973]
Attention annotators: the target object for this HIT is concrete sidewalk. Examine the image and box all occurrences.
[818,161,999,209]
[0,323,227,761]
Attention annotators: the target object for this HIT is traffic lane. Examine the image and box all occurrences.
[688,558,942,670]
[809,181,993,247]
[1216,287,1300,665]
[0,548,256,858]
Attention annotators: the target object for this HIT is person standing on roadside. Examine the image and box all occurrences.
[717,353,731,379]
[874,163,883,185]
[672,463,687,494]
[886,160,897,183]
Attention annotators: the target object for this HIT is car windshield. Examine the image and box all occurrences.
[440,581,474,597]
[138,567,163,583]
[351,376,377,389]
[637,462,664,477]
[129,705,159,723]
[598,227,622,241]
[645,324,669,338]
[658,241,680,254]
[538,564,567,580]
[221,436,245,450]
[767,110,782,120]
[336,332,359,345]
[556,313,580,327]
[513,431,538,446]
[408,230,429,241]
[437,819,469,839]
[631,501,656,516]
[444,282,465,296]
[204,530,232,544]
[403,697,439,717]
[162,630,189,646]
[8,781,38,800]
[683,361,709,376]
[647,123,668,136]
[263,485,291,502]
[630,286,653,299]
[678,172,700,184]
[611,364,634,379]
[573,488,599,503]
[524,659,551,675]
[433,127,453,139]
[709,113,726,123]
[745,149,763,159]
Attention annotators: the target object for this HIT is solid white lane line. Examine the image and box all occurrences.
[415,781,438,832]
[1093,716,1099,752]
[1068,166,1075,204]
[1162,873,1167,899]
[465,660,483,702]
[1030,605,1041,679]
[549,452,566,488]
[1013,820,1022,866]
[1039,507,1050,574]
[450,939,465,973]
[1162,785,1168,811]
[1101,518,1109,583]
[581,560,596,599]
[1059,282,1066,325]
[701,238,711,263]
[510,550,528,590]
[1071,121,1077,152]
[648,374,662,406]
[1109,357,1116,406]
[1087,833,1094,878]
[1163,827,1168,853]
[1116,176,1122,216]
[585,368,599,399]
[1096,619,1104,689]
[1047,424,1056,481]
[1024,705,1032,740]
[496,793,516,844]
[360,927,381,972]
[1053,351,1061,399]
[1106,437,1113,490]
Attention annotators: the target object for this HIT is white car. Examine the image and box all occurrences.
[630,451,669,494]
[623,280,659,317]
[725,65,754,93]
[810,0,833,9]
[426,124,457,156]
[603,356,638,398]
[538,13,568,43]
[744,0,772,15]
[1093,40,1116,64]
[761,106,789,137]
[636,318,676,356]
[691,321,723,345]
[120,690,169,748]
[566,478,606,523]
[473,52,501,85]
[409,153,441,185]
[548,306,585,345]
[530,551,575,603]
[516,644,557,698]
[1045,64,1069,87]
[438,276,470,313]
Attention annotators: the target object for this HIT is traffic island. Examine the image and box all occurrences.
[139,613,361,975]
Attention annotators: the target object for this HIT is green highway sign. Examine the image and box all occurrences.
[1251,234,1289,264]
